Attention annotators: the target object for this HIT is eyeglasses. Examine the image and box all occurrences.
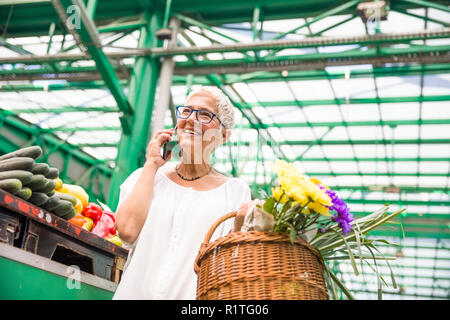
[175,105,223,126]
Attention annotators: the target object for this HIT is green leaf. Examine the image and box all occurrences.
[354,223,364,274]
[367,243,398,289]
[365,245,383,300]
[289,225,297,244]
[323,263,356,300]
[324,264,338,300]
[263,197,275,215]
[331,229,359,276]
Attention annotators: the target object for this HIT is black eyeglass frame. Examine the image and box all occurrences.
[175,105,225,128]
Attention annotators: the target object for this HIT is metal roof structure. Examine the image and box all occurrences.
[0,0,449,299]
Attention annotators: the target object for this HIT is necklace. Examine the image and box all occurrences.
[175,164,212,181]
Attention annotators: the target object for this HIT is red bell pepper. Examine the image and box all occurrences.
[91,214,110,238]
[82,202,103,222]
[103,211,117,235]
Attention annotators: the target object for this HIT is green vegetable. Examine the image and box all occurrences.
[28,192,49,206]
[0,170,33,185]
[53,191,77,206]
[0,157,34,172]
[15,187,32,200]
[25,174,47,190]
[60,207,76,220]
[0,146,42,161]
[52,199,74,216]
[46,167,59,179]
[34,179,56,194]
[42,195,60,211]
[31,162,50,175]
[0,178,22,195]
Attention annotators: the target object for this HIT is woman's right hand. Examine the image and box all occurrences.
[144,128,175,169]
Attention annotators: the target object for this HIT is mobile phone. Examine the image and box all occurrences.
[161,127,178,160]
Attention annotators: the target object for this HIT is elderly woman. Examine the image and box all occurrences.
[113,86,252,299]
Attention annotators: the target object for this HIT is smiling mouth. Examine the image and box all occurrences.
[182,128,202,136]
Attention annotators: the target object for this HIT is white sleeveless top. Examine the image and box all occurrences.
[112,162,252,300]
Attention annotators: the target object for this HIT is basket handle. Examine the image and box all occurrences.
[195,211,237,274]
[202,211,237,244]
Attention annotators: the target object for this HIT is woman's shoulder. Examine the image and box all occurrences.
[120,163,173,190]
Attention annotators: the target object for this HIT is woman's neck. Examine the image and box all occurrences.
[177,161,211,177]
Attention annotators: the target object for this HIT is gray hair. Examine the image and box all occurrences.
[185,86,235,130]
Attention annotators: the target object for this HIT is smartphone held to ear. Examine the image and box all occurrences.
[161,127,179,160]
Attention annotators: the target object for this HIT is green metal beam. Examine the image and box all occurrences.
[0,80,128,92]
[175,45,450,69]
[271,0,362,40]
[400,0,450,13]
[107,9,163,210]
[248,95,450,108]
[240,171,450,177]
[250,119,450,129]
[220,64,450,83]
[225,138,450,146]
[2,107,119,114]
[53,0,133,134]
[0,112,113,176]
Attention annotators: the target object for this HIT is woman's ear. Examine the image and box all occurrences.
[222,129,232,144]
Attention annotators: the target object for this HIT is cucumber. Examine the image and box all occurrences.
[34,179,56,194]
[54,191,77,206]
[46,167,59,179]
[0,179,22,195]
[42,195,60,211]
[0,170,33,185]
[0,146,42,161]
[0,157,34,172]
[28,192,49,207]
[31,162,50,176]
[52,199,74,217]
[60,207,76,220]
[15,187,32,200]
[25,174,47,190]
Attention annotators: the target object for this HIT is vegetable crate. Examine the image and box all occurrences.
[0,189,128,299]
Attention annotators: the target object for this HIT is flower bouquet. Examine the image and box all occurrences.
[256,159,405,299]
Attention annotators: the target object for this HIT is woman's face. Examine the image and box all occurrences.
[177,92,227,164]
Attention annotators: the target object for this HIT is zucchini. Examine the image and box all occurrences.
[60,207,76,220]
[34,179,56,194]
[54,191,77,206]
[0,146,42,161]
[0,179,22,195]
[31,162,50,175]
[52,199,74,216]
[28,192,49,207]
[46,167,59,179]
[16,187,32,200]
[0,157,34,172]
[42,195,60,211]
[25,174,47,191]
[0,170,33,185]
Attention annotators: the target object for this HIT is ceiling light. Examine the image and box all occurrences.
[357,1,389,23]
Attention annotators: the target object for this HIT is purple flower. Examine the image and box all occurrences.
[319,185,353,235]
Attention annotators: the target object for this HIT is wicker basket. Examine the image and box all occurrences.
[194,211,329,300]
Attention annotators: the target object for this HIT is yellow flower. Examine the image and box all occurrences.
[304,181,332,207]
[308,201,331,216]
[273,159,303,179]
[272,187,289,204]
[284,184,309,207]
[310,177,329,189]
